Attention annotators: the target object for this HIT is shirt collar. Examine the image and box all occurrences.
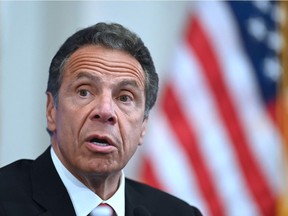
[51,147,125,216]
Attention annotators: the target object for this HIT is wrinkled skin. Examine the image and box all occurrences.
[46,45,148,199]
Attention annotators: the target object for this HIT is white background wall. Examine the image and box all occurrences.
[0,1,190,177]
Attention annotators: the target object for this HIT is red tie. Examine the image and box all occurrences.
[89,203,115,216]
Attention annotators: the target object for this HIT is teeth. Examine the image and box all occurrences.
[90,138,110,146]
[91,141,109,146]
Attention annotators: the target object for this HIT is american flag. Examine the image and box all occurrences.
[139,1,284,216]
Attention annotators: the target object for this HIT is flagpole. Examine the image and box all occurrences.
[277,1,288,216]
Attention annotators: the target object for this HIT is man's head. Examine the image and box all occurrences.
[45,23,158,192]
[47,22,158,119]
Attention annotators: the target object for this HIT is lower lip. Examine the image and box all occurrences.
[86,142,115,153]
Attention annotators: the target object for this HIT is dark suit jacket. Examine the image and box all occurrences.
[0,147,202,216]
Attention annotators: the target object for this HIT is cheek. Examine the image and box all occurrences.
[55,105,83,137]
[120,117,144,148]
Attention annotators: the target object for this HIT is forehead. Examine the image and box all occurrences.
[63,45,145,88]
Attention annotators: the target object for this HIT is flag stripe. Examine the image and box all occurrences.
[140,157,163,190]
[172,42,260,216]
[161,83,225,216]
[142,109,209,213]
[140,2,281,215]
[186,14,275,216]
[196,1,280,192]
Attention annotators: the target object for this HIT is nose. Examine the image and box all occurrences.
[90,94,117,124]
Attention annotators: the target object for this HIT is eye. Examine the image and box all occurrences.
[118,94,132,103]
[78,89,90,97]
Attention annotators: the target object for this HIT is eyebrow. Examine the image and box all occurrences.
[117,79,140,89]
[73,71,142,90]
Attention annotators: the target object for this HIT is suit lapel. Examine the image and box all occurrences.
[30,147,76,216]
[125,190,135,216]
[125,179,153,216]
[125,179,141,216]
[30,148,156,216]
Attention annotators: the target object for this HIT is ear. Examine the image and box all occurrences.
[138,117,149,146]
[46,92,57,133]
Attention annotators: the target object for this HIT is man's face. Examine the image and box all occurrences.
[46,45,148,179]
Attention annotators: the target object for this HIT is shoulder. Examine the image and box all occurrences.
[0,159,34,180]
[125,178,202,216]
[0,159,34,178]
[0,159,34,198]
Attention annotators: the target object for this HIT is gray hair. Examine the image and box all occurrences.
[47,22,159,119]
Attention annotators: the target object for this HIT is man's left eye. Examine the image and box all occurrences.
[118,95,131,102]
[78,89,90,97]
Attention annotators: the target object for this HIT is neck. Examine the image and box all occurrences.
[51,143,122,200]
[78,172,122,200]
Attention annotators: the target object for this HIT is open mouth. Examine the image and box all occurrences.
[90,137,110,147]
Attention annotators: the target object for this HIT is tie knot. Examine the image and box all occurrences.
[89,203,114,216]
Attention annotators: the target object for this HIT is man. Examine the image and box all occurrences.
[0,22,202,216]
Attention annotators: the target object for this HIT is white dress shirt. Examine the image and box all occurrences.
[51,148,125,216]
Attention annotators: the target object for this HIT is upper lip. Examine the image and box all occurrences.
[86,134,116,146]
